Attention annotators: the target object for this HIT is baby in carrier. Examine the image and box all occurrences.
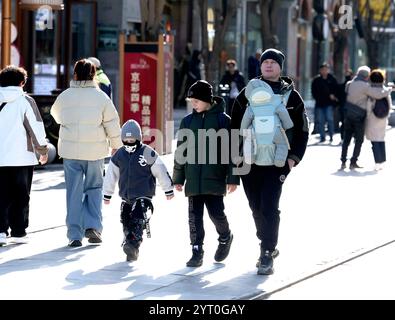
[240,79,294,167]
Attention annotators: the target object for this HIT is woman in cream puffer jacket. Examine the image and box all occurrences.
[365,69,393,169]
[51,59,122,246]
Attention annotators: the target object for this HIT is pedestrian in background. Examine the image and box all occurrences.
[173,80,239,268]
[311,63,338,143]
[365,69,393,170]
[175,45,191,107]
[247,48,262,80]
[103,119,174,262]
[337,69,354,140]
[51,59,122,247]
[88,57,112,99]
[231,48,309,275]
[220,59,246,115]
[0,66,48,246]
[340,66,392,170]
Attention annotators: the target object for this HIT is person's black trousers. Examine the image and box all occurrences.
[371,141,386,164]
[188,195,230,246]
[341,117,365,164]
[0,166,34,237]
[241,164,290,251]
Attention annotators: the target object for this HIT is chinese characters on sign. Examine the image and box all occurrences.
[123,47,158,144]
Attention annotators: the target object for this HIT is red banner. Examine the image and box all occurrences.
[123,52,157,143]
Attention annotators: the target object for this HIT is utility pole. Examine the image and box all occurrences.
[1,0,11,68]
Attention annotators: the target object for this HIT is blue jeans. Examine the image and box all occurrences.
[63,159,104,241]
[317,106,334,141]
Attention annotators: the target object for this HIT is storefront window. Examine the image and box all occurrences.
[246,1,262,61]
[34,10,58,94]
[71,3,95,63]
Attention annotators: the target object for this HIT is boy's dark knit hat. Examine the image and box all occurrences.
[121,119,142,141]
[260,48,285,69]
[187,80,213,103]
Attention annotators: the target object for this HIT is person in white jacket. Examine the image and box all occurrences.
[103,120,174,261]
[51,59,123,247]
[0,65,48,246]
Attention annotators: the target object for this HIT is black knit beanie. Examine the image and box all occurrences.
[260,48,285,69]
[187,80,213,103]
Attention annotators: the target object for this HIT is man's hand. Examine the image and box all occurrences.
[287,158,296,170]
[111,148,118,156]
[104,199,110,205]
[227,184,237,194]
[166,195,174,200]
[39,154,48,165]
[329,94,338,102]
[175,184,183,192]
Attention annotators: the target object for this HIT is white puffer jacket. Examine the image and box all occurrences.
[51,81,123,160]
[0,86,48,167]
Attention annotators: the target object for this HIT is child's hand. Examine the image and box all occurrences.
[166,195,174,200]
[175,184,183,192]
[227,184,237,194]
[104,199,110,205]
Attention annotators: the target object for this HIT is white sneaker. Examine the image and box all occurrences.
[375,163,384,171]
[11,235,29,244]
[0,233,7,246]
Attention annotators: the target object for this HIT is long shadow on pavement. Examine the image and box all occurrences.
[62,260,271,300]
[0,245,96,276]
[331,169,378,177]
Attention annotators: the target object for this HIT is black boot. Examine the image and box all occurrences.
[214,233,233,262]
[257,247,275,275]
[123,240,140,262]
[186,245,204,267]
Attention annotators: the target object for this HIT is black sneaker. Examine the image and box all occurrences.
[123,242,139,261]
[350,162,363,169]
[85,228,102,243]
[256,248,279,267]
[186,246,204,267]
[68,240,82,247]
[214,233,233,262]
[340,162,346,170]
[257,250,274,275]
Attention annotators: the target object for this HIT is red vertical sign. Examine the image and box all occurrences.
[123,47,157,143]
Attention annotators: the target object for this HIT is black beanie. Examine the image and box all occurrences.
[187,80,213,103]
[260,48,285,69]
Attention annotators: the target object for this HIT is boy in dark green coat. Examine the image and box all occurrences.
[173,80,239,267]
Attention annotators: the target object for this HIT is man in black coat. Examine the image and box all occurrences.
[311,63,338,142]
[220,59,246,115]
[231,48,309,275]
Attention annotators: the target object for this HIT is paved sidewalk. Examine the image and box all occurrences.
[2,127,395,299]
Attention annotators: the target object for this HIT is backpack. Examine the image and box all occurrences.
[372,97,390,118]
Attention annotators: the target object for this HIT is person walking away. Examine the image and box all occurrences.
[337,69,354,140]
[103,119,174,261]
[88,57,112,99]
[173,80,239,267]
[0,66,48,246]
[340,66,392,170]
[311,63,338,142]
[365,69,393,170]
[51,59,123,247]
[220,59,246,115]
[231,48,309,275]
